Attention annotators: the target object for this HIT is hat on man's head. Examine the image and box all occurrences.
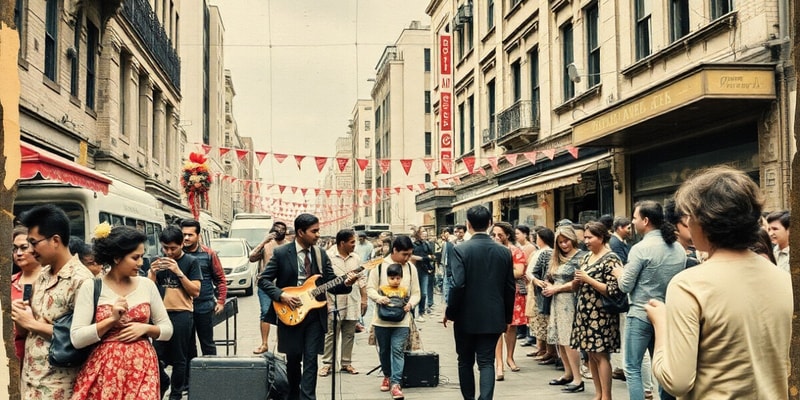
[557,219,573,227]
[357,231,367,238]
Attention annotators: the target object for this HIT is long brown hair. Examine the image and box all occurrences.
[549,226,578,275]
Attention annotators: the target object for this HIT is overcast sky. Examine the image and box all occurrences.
[212,0,431,192]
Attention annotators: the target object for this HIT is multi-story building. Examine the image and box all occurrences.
[371,21,432,233]
[15,0,186,223]
[222,69,253,220]
[349,99,375,223]
[419,0,794,230]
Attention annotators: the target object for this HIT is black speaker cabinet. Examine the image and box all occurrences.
[189,356,268,399]
[402,351,439,387]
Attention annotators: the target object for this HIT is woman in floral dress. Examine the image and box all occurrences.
[543,226,587,393]
[572,221,622,400]
[70,225,173,400]
[491,222,527,380]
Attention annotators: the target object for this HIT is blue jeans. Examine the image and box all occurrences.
[625,316,656,400]
[443,274,453,305]
[374,326,409,385]
[258,287,272,321]
[417,269,429,315]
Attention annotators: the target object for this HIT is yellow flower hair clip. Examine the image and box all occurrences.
[93,222,112,240]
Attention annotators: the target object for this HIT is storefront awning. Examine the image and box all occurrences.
[20,143,111,195]
[452,152,611,213]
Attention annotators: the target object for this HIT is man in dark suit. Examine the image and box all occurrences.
[258,214,358,400]
[444,206,515,400]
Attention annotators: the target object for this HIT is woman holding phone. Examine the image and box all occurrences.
[11,226,42,364]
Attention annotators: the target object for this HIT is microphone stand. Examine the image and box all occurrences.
[329,296,341,400]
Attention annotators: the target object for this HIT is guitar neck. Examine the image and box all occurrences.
[310,266,365,297]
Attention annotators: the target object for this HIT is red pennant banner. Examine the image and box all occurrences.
[379,159,391,174]
[566,146,579,159]
[274,154,288,164]
[487,157,499,173]
[394,187,401,194]
[432,182,439,188]
[235,149,249,160]
[422,158,434,174]
[255,151,269,164]
[523,152,537,165]
[290,186,298,194]
[407,185,415,192]
[278,185,286,194]
[336,157,349,172]
[505,153,518,166]
[201,144,212,154]
[300,188,308,196]
[244,181,252,191]
[476,167,487,176]
[335,189,344,197]
[376,188,383,196]
[442,159,453,174]
[324,189,332,198]
[542,149,556,160]
[314,188,321,196]
[219,147,231,157]
[366,189,373,196]
[400,159,413,175]
[356,158,369,171]
[463,156,476,174]
[418,184,426,190]
[314,156,328,172]
[294,155,306,170]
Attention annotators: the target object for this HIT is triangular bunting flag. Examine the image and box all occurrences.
[463,156,476,174]
[314,156,328,172]
[356,158,369,172]
[294,155,306,170]
[542,149,556,160]
[274,154,288,164]
[201,144,212,155]
[442,159,453,174]
[235,149,249,160]
[418,184,426,190]
[505,153,518,166]
[314,188,321,196]
[324,189,332,198]
[336,157,349,172]
[379,159,391,174]
[278,185,286,194]
[523,152,537,165]
[422,158,434,174]
[300,188,308,196]
[394,187,401,194]
[290,186,298,194]
[476,167,487,176]
[407,185,415,192]
[487,157,499,173]
[431,182,439,188]
[335,189,344,197]
[566,146,579,159]
[400,159,413,175]
[219,147,231,157]
[255,151,268,164]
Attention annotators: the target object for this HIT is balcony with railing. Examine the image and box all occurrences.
[496,100,540,143]
[121,0,181,90]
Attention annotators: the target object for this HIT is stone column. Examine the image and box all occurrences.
[138,76,154,169]
[152,94,166,165]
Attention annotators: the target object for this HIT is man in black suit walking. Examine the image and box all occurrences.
[443,206,515,400]
[258,214,358,400]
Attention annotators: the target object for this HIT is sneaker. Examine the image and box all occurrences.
[416,315,426,322]
[580,364,592,379]
[380,377,391,392]
[390,384,404,399]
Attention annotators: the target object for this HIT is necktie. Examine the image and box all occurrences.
[303,249,312,276]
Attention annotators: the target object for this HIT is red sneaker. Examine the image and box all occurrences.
[390,384,404,399]
[380,376,390,392]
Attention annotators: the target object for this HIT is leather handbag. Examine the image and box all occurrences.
[48,278,101,368]
[601,291,629,314]
[378,296,407,322]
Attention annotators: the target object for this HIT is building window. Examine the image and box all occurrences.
[711,0,732,19]
[70,11,82,98]
[119,53,128,137]
[635,0,652,60]
[152,90,161,158]
[425,173,431,183]
[487,0,494,30]
[562,22,575,101]
[424,91,431,114]
[365,137,370,149]
[424,132,432,156]
[44,0,58,82]
[529,48,540,119]
[669,0,689,41]
[364,120,371,131]
[15,0,26,55]
[424,48,431,72]
[456,24,465,60]
[375,106,381,131]
[86,21,99,110]
[511,60,521,102]
[465,15,473,53]
[487,79,495,138]
[468,95,474,151]
[510,0,522,8]
[458,102,466,155]
[586,3,600,87]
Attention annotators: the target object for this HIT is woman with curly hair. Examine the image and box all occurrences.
[70,225,173,399]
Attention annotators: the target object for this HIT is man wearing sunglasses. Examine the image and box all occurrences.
[12,204,94,399]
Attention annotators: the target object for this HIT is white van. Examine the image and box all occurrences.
[229,213,274,247]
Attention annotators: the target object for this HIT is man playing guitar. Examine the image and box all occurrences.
[257,213,358,400]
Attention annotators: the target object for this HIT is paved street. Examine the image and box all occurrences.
[206,290,631,399]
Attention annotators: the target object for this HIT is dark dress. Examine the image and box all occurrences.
[570,252,622,353]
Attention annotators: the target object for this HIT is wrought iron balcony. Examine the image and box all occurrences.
[121,0,181,90]
[482,121,496,145]
[496,100,540,140]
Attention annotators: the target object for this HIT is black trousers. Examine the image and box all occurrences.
[453,324,502,400]
[283,316,324,400]
[155,310,194,400]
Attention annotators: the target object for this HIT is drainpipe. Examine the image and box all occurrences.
[777,0,791,208]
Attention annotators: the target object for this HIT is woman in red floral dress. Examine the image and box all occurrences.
[71,225,173,400]
[491,221,528,380]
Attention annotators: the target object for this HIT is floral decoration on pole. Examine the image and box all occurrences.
[181,152,212,220]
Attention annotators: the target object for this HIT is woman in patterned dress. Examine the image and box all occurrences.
[571,221,622,400]
[70,225,173,400]
[491,222,528,380]
[543,226,587,393]
[526,227,557,362]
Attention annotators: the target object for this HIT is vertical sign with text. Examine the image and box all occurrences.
[439,34,452,174]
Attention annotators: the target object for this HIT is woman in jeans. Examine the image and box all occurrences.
[367,235,421,399]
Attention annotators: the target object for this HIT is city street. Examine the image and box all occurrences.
[209,290,630,399]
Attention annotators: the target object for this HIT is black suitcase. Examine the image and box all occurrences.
[189,356,269,399]
[403,351,439,387]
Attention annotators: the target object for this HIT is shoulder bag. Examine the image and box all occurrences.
[596,253,629,314]
[375,264,409,322]
[49,278,102,368]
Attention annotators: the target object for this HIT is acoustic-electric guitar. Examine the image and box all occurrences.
[273,258,383,326]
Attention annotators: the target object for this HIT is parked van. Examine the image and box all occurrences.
[229,213,274,247]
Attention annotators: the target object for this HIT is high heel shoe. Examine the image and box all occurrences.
[506,361,520,372]
[548,377,571,385]
[495,374,504,381]
[561,382,585,393]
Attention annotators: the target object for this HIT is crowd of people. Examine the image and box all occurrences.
[8,165,794,400]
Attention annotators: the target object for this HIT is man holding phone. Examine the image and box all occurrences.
[149,226,202,400]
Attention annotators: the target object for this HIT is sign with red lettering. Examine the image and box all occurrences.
[439,34,453,174]
[440,35,451,75]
